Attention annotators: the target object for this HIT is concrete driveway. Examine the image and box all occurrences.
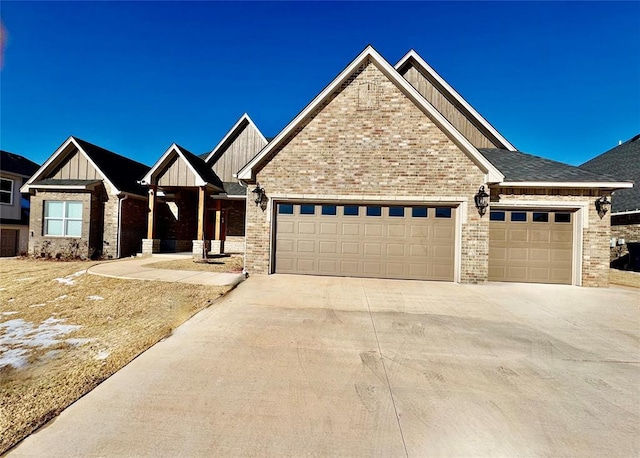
[10,276,640,457]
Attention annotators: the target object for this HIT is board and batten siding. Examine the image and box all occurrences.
[157,155,198,187]
[400,66,498,149]
[211,123,267,182]
[48,148,100,180]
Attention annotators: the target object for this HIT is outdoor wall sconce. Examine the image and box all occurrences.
[252,183,268,211]
[474,186,490,217]
[595,195,611,219]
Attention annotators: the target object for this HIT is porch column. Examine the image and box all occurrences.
[211,199,224,255]
[193,186,209,260]
[142,185,160,255]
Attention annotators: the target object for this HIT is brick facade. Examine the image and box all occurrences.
[119,196,148,257]
[245,61,487,282]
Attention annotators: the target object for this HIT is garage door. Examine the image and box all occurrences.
[275,203,455,281]
[0,229,18,257]
[489,210,573,284]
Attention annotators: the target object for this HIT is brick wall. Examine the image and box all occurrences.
[493,187,610,287]
[119,196,148,257]
[611,217,640,261]
[245,60,487,282]
[225,199,246,237]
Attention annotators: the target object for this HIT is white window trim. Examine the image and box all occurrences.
[0,177,14,205]
[44,201,83,238]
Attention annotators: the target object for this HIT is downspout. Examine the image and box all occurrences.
[116,194,128,258]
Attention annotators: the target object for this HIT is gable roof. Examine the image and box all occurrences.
[237,45,504,183]
[141,143,224,190]
[395,50,517,152]
[579,134,639,212]
[479,148,631,188]
[21,136,149,196]
[203,113,268,165]
[0,150,39,177]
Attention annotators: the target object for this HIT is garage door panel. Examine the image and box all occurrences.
[490,210,573,284]
[275,203,455,281]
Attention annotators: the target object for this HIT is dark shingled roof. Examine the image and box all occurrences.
[0,150,39,177]
[73,138,150,196]
[174,145,224,190]
[579,134,640,213]
[479,148,621,183]
[223,181,246,196]
[31,179,103,187]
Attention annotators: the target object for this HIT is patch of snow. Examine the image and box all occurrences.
[0,287,6,291]
[14,277,34,282]
[95,350,110,360]
[87,295,104,301]
[0,316,88,369]
[30,303,47,308]
[54,271,86,286]
[8,298,14,302]
[53,295,68,301]
[2,311,19,316]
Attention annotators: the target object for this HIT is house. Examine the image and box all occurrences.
[140,114,267,257]
[20,136,150,259]
[0,150,39,256]
[580,134,639,265]
[236,46,632,286]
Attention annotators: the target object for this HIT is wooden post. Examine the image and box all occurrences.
[197,186,206,241]
[214,199,222,240]
[147,185,157,239]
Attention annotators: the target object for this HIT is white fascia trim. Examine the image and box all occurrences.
[142,144,207,187]
[612,209,640,216]
[204,113,268,164]
[498,181,633,189]
[27,185,97,191]
[20,137,119,195]
[237,46,504,184]
[395,50,517,152]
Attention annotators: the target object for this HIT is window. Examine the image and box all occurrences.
[321,205,337,216]
[511,212,527,222]
[490,211,505,221]
[44,201,83,237]
[435,207,452,218]
[532,212,549,222]
[389,206,404,217]
[555,212,571,223]
[300,204,315,215]
[411,207,427,218]
[343,205,359,216]
[0,178,13,205]
[278,203,293,214]
[366,206,382,217]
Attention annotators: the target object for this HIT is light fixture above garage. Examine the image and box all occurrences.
[251,183,268,211]
[595,195,611,219]
[474,186,490,217]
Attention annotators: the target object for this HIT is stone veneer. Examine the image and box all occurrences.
[245,60,487,283]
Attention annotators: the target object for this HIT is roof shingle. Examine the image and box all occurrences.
[0,150,39,177]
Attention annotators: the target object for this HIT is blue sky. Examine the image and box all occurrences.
[1,1,638,168]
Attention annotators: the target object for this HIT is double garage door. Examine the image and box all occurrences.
[275,203,455,281]
[489,209,574,284]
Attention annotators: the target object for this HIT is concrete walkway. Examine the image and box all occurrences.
[9,275,640,457]
[87,253,245,287]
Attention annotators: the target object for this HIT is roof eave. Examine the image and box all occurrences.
[497,181,634,189]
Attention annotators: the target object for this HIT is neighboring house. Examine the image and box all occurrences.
[140,114,267,256]
[236,46,631,286]
[0,150,39,256]
[580,134,639,261]
[21,137,150,259]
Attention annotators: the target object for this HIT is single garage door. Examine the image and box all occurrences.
[0,229,18,257]
[275,203,455,281]
[489,210,573,284]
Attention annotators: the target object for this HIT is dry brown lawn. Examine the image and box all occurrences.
[144,255,244,273]
[610,268,640,288]
[0,258,230,454]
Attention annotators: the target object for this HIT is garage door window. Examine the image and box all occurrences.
[344,205,359,216]
[412,207,428,218]
[511,212,527,222]
[532,212,549,222]
[435,208,452,218]
[278,203,294,214]
[490,211,505,221]
[300,205,315,215]
[389,206,404,217]
[555,213,571,223]
[366,206,382,217]
[321,205,337,216]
